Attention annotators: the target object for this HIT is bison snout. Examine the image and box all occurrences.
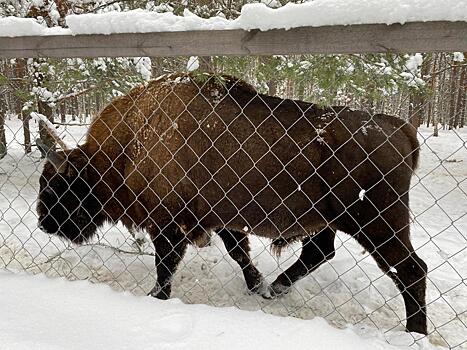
[37,216,53,234]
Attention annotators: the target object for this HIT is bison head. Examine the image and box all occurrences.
[36,139,104,243]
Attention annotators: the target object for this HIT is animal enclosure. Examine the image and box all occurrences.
[0,20,466,350]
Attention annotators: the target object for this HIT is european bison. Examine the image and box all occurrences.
[37,73,427,334]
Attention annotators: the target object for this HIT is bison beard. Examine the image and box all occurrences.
[36,73,427,334]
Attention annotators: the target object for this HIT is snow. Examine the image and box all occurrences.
[453,52,465,62]
[405,54,424,73]
[65,8,234,35]
[0,16,49,37]
[236,0,467,31]
[401,54,425,87]
[134,57,152,81]
[187,56,200,72]
[0,271,432,350]
[30,112,72,151]
[0,117,465,349]
[30,112,54,130]
[359,189,366,201]
[0,16,71,37]
[31,86,57,105]
[1,0,467,37]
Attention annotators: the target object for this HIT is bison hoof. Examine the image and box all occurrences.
[263,282,290,299]
[148,285,170,300]
[406,317,428,335]
[247,278,269,297]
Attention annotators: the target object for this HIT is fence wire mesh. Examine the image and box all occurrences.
[0,54,466,349]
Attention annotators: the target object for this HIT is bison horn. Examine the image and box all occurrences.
[36,138,67,173]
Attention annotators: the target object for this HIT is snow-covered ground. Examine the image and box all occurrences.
[1,0,467,37]
[0,116,466,349]
[0,270,439,350]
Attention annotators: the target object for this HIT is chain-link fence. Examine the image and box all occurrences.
[0,54,466,349]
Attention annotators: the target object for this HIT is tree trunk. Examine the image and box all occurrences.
[427,54,439,127]
[72,97,78,121]
[409,92,423,129]
[199,56,214,72]
[22,112,32,154]
[38,99,55,150]
[267,79,277,96]
[455,64,466,129]
[413,54,431,127]
[13,59,27,118]
[12,59,32,152]
[79,96,83,123]
[448,63,459,129]
[60,102,66,123]
[433,54,447,136]
[0,95,7,159]
[84,95,91,122]
[95,93,101,115]
[286,79,294,99]
[433,118,439,136]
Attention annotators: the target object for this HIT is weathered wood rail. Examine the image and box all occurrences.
[0,21,466,58]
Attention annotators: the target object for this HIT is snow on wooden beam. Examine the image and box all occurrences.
[1,21,466,59]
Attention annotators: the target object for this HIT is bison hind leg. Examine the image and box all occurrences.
[356,226,428,335]
[268,227,336,298]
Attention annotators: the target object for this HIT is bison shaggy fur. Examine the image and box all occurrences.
[37,73,427,334]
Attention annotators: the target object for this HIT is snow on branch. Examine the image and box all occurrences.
[56,85,97,103]
[31,112,71,150]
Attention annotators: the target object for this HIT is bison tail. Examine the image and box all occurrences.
[270,236,301,257]
[401,122,421,172]
[270,238,287,257]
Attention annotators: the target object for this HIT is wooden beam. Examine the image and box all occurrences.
[1,21,466,58]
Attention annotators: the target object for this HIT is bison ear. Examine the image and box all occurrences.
[36,138,67,174]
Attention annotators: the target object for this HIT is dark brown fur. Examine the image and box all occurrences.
[37,73,427,334]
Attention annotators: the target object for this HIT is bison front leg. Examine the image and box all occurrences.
[269,227,336,297]
[217,229,265,294]
[148,223,188,300]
